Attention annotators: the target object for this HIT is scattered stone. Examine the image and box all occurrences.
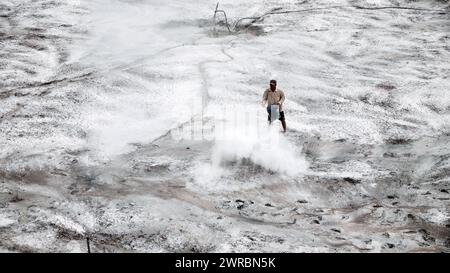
[331,228,341,233]
[296,200,308,204]
[235,200,245,210]
[265,203,274,207]
[186,147,190,150]
[343,177,361,184]
[440,189,449,194]
[444,238,450,248]
[359,95,370,103]
[312,220,320,224]
[392,202,399,206]
[386,243,395,249]
[419,229,435,243]
[383,152,396,158]
[376,83,396,91]
[387,195,398,199]
[373,204,383,208]
[386,138,412,145]
[10,193,23,203]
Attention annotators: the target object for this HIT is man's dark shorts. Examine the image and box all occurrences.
[267,106,285,122]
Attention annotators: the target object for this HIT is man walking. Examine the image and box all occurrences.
[262,79,286,132]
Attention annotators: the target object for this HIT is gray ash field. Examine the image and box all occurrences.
[0,0,449,252]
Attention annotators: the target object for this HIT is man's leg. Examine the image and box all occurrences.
[280,111,286,132]
[267,106,272,124]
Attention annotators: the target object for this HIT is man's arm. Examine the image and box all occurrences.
[261,89,268,106]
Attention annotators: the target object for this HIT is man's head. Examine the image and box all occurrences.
[270,79,277,91]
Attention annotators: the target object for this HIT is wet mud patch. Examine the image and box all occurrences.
[218,158,273,176]
[0,168,49,185]
[235,25,267,36]
[376,83,397,91]
[161,18,212,29]
[386,138,414,145]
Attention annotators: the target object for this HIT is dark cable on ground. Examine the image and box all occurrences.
[213,2,448,34]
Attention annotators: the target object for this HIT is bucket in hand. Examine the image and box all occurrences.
[270,105,279,122]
